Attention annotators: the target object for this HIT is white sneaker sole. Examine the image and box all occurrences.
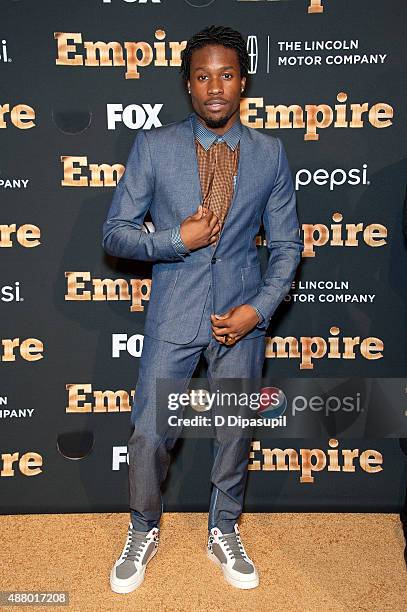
[207,548,259,590]
[110,547,157,594]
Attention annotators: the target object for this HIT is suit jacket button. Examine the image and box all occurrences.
[211,257,216,264]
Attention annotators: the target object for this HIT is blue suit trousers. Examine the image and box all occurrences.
[128,283,266,534]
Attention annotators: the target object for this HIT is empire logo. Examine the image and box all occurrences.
[0,104,36,129]
[60,157,124,187]
[257,212,387,258]
[66,384,134,412]
[0,338,44,362]
[240,93,393,141]
[248,439,383,483]
[265,326,383,370]
[0,452,43,477]
[65,272,150,312]
[0,224,41,248]
[301,213,387,257]
[54,30,186,80]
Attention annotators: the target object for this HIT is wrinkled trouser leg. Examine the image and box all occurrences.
[204,334,265,534]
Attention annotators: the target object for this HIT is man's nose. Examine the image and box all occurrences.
[207,78,224,94]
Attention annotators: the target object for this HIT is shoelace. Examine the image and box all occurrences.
[219,532,248,561]
[121,529,149,563]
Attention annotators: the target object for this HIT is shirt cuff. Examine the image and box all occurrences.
[247,304,265,325]
[170,224,190,257]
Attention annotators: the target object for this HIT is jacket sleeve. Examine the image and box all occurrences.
[246,137,303,328]
[102,130,190,262]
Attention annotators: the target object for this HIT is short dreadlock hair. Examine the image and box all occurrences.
[180,25,249,83]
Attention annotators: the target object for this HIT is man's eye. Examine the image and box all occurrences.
[223,73,232,79]
[197,75,207,81]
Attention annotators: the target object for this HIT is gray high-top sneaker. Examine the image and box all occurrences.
[207,524,259,589]
[110,523,159,594]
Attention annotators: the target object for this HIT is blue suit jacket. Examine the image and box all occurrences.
[102,113,304,344]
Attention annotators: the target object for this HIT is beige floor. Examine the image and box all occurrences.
[0,512,406,612]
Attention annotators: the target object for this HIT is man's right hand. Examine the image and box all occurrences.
[179,205,220,251]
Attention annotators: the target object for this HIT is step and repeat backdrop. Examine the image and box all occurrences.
[2,0,407,514]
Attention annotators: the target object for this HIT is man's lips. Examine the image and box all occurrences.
[205,100,228,111]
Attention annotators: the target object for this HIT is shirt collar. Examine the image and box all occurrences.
[190,111,242,151]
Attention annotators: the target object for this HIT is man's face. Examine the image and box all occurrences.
[187,44,246,133]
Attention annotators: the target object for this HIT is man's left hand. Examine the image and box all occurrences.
[210,304,261,345]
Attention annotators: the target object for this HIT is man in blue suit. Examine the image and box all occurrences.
[103,25,303,593]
